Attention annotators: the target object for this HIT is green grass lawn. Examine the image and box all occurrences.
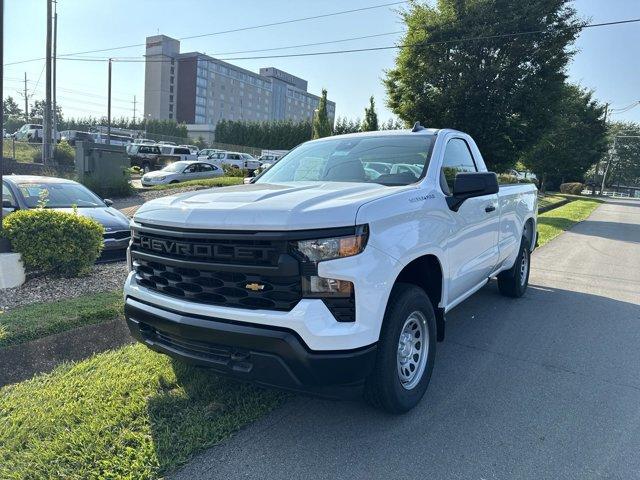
[0,291,123,347]
[537,198,603,247]
[2,140,41,163]
[0,344,285,479]
[149,176,244,191]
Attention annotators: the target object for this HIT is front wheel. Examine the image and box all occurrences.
[364,283,437,413]
[497,236,530,297]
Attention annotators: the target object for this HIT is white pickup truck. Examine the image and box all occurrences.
[124,125,537,413]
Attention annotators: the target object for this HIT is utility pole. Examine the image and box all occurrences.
[1,0,8,252]
[52,2,57,145]
[132,95,137,124]
[107,58,112,145]
[43,0,53,164]
[23,72,29,121]
[592,102,608,195]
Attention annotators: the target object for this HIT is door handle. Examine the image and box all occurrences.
[485,205,496,213]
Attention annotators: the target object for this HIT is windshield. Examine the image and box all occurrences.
[162,162,190,172]
[17,182,104,208]
[255,135,435,186]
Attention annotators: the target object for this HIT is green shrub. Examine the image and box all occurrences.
[2,209,104,276]
[559,182,584,195]
[81,169,133,198]
[222,164,248,177]
[54,140,75,166]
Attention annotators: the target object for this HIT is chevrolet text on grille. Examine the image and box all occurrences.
[139,236,274,261]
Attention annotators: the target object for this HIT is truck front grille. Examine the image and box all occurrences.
[133,257,301,311]
[130,224,303,311]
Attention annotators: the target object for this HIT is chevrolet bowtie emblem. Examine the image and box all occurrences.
[245,283,265,291]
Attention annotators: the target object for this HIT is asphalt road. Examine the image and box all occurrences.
[173,198,640,480]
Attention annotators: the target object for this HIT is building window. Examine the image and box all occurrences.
[171,58,174,65]
[169,95,173,102]
[170,85,173,93]
[169,104,173,112]
[170,66,175,75]
[170,76,174,84]
[169,113,173,119]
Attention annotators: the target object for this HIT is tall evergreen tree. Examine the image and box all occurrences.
[385,0,583,172]
[312,89,332,139]
[361,96,379,132]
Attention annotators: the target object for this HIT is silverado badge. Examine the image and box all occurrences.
[245,283,265,291]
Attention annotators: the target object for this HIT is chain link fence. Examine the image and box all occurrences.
[2,139,44,163]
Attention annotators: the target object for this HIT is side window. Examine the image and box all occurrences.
[440,138,477,194]
[183,165,197,173]
[139,146,150,154]
[198,163,213,172]
[2,182,16,206]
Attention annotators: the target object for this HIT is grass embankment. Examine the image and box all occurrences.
[149,176,244,191]
[537,193,567,211]
[0,344,284,479]
[0,291,123,347]
[2,140,40,163]
[536,198,603,247]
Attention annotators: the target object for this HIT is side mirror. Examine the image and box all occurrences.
[447,172,499,212]
[103,199,114,207]
[2,200,17,211]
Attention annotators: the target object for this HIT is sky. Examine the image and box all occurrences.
[3,0,640,125]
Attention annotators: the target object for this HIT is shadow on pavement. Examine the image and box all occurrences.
[169,281,640,480]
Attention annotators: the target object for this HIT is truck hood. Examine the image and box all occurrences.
[133,182,411,230]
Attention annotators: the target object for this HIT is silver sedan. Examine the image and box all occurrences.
[141,161,223,186]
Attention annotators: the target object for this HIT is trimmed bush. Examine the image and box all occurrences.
[2,209,104,276]
[497,173,519,184]
[222,164,247,177]
[560,182,584,195]
[54,140,75,166]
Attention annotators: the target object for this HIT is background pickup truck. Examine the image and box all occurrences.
[124,126,537,413]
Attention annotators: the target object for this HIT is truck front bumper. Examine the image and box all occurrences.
[125,297,377,397]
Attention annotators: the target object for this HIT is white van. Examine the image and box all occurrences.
[209,151,260,170]
[159,145,198,161]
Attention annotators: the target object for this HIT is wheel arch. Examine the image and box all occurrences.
[394,253,446,341]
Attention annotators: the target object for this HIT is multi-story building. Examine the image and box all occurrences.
[143,35,336,129]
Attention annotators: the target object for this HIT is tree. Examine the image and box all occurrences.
[194,136,208,150]
[361,96,379,132]
[385,0,583,172]
[30,99,63,124]
[312,89,332,139]
[600,122,640,189]
[380,118,404,130]
[214,119,312,149]
[3,96,23,119]
[333,116,361,135]
[521,84,608,191]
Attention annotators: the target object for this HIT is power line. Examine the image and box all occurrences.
[3,1,408,66]
[610,101,640,114]
[53,17,640,64]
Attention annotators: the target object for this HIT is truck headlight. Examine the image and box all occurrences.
[291,225,368,263]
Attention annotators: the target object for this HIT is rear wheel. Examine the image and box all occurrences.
[364,283,437,413]
[141,162,151,174]
[497,236,530,297]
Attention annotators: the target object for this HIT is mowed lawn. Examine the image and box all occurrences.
[0,197,603,479]
[536,198,602,247]
[0,344,285,479]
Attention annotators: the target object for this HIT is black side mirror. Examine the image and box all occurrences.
[2,200,17,211]
[103,199,114,207]
[447,172,499,212]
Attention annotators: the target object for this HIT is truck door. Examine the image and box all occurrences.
[440,137,499,302]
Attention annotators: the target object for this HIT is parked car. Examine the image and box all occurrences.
[128,144,163,173]
[59,130,94,146]
[124,126,538,412]
[2,175,130,262]
[209,151,260,170]
[197,148,225,160]
[178,144,200,155]
[141,161,223,186]
[158,145,198,161]
[158,141,176,146]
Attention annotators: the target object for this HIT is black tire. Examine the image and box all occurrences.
[142,162,151,174]
[169,180,179,184]
[497,236,530,298]
[364,283,437,413]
